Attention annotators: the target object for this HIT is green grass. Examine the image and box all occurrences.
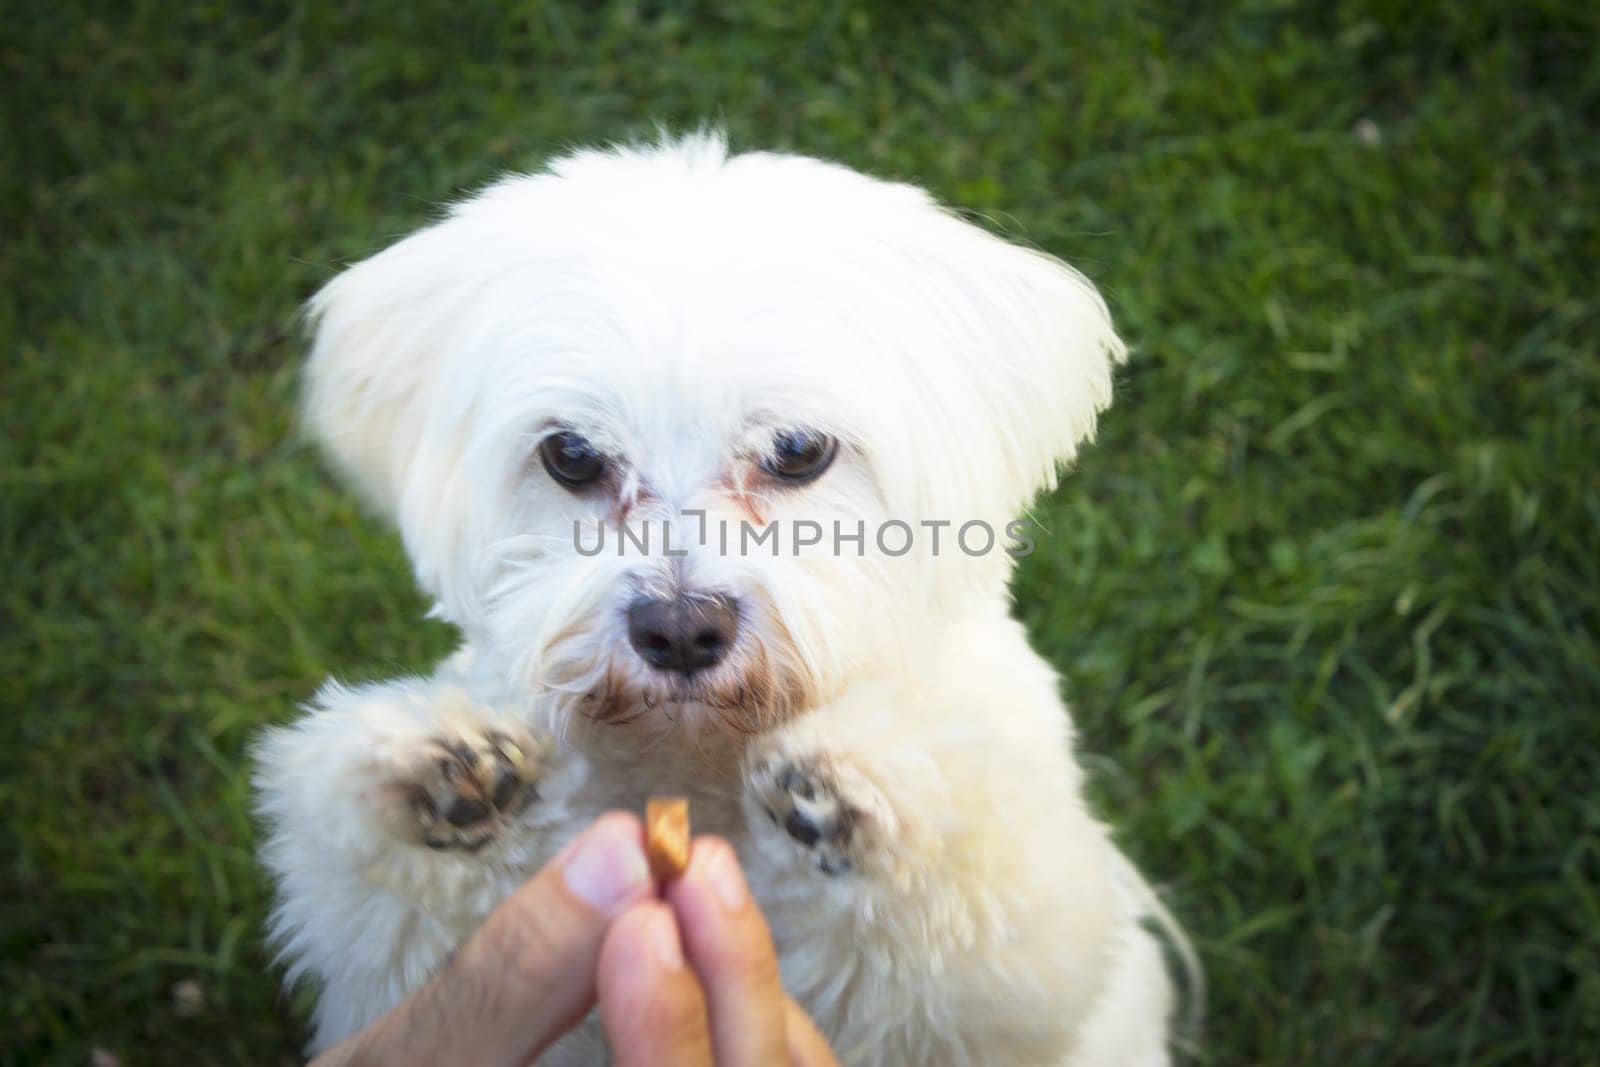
[5,1,1598,1063]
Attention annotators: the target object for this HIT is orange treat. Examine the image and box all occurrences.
[646,797,691,882]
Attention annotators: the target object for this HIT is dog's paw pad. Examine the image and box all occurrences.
[400,729,544,851]
[749,754,868,875]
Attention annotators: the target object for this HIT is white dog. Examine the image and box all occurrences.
[253,132,1196,1065]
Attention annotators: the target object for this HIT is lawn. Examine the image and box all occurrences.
[5,1,1598,1063]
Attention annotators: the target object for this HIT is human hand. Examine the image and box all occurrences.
[598,835,838,1066]
[308,812,837,1066]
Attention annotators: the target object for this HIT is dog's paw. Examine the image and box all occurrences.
[392,727,549,851]
[746,750,888,876]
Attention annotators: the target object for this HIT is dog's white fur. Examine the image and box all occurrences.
[253,132,1192,1064]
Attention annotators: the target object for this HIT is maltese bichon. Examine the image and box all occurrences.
[253,132,1195,1065]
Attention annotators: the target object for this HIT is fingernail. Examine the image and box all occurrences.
[693,841,749,911]
[647,908,684,970]
[563,818,651,913]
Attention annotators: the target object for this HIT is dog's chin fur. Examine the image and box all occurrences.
[252,131,1195,1065]
[559,648,812,737]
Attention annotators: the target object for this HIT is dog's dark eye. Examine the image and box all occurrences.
[540,431,607,489]
[760,429,837,484]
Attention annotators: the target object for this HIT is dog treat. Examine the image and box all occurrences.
[646,797,691,882]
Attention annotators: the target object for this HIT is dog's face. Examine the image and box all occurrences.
[304,134,1123,736]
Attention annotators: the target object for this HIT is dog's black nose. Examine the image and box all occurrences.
[627,594,740,674]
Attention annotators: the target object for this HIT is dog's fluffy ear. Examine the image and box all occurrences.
[303,222,461,515]
[301,212,509,621]
[864,205,1128,534]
